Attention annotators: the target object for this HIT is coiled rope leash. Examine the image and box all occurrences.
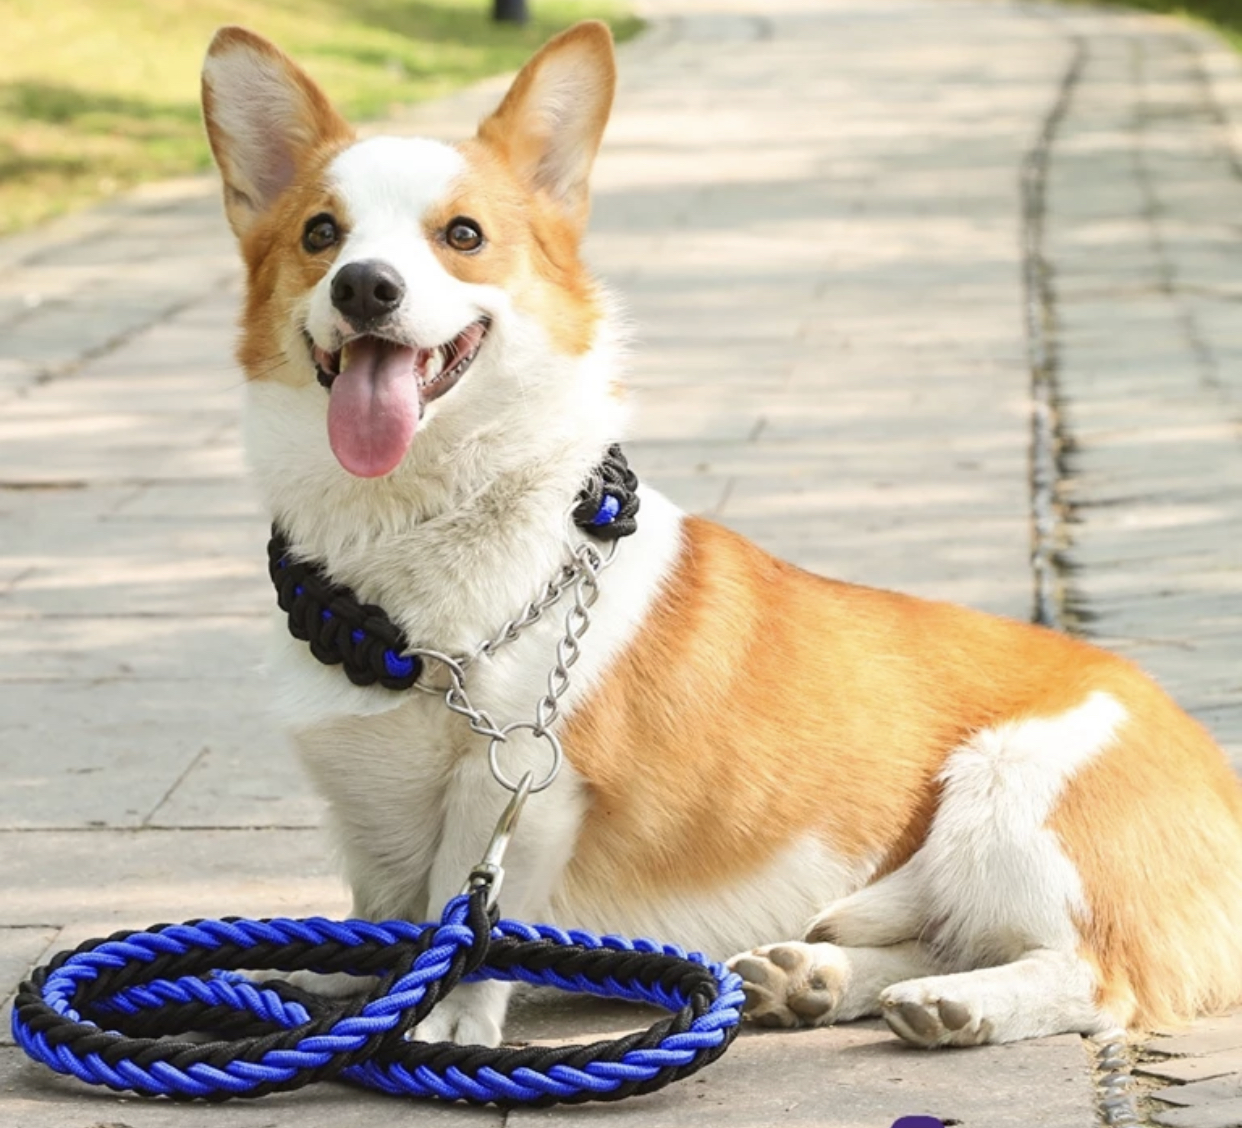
[12,886,744,1105]
[13,445,745,1105]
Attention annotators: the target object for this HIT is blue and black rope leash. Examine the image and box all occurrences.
[12,885,744,1105]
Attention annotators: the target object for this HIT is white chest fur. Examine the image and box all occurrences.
[266,484,687,924]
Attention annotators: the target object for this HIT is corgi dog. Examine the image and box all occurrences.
[201,21,1242,1050]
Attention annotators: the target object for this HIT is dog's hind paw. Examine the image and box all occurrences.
[880,981,993,1048]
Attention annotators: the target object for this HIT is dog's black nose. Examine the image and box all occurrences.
[330,260,406,327]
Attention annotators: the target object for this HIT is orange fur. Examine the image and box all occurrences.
[562,517,1242,1027]
[477,21,615,235]
[1052,688,1242,1028]
[436,140,603,358]
[445,22,615,357]
[202,27,355,386]
[234,175,351,385]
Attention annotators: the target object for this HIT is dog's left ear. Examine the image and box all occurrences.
[478,20,616,231]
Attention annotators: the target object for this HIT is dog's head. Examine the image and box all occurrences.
[201,23,618,486]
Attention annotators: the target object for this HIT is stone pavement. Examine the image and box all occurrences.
[1,1,1240,1125]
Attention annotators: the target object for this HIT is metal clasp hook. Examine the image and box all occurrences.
[462,770,534,910]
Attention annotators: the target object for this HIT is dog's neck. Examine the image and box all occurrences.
[244,344,628,654]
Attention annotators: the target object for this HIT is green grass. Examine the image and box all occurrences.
[1067,1,1242,48]
[0,0,641,236]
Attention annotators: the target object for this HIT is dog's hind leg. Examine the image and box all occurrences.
[803,863,927,948]
[880,948,1113,1046]
[728,940,943,1028]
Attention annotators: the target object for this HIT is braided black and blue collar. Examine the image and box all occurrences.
[268,445,639,691]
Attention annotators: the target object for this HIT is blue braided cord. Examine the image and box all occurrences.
[446,1064,500,1103]
[417,1062,465,1100]
[549,1062,622,1093]
[151,1059,216,1098]
[97,974,312,1029]
[117,1055,173,1093]
[592,494,621,525]
[185,1061,256,1095]
[511,1066,580,1099]
[477,1064,544,1102]
[14,897,744,1104]
[384,651,416,677]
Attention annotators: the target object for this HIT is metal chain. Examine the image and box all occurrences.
[472,565,580,662]
[407,535,616,796]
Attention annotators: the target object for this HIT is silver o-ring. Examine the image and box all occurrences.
[487,722,563,793]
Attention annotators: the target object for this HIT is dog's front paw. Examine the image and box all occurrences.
[406,981,508,1047]
[880,980,992,1048]
[727,942,849,1029]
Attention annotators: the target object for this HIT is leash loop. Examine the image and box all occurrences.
[13,898,744,1106]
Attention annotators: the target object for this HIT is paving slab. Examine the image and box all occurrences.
[0,827,341,929]
[508,1024,1093,1128]
[1151,1097,1242,1128]
[1154,1074,1242,1108]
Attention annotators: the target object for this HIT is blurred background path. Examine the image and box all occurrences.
[2,2,1241,1125]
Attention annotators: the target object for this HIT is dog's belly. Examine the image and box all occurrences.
[550,835,868,959]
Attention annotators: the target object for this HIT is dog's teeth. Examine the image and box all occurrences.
[424,349,444,383]
[339,342,353,370]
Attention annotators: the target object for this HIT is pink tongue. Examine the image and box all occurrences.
[327,339,421,478]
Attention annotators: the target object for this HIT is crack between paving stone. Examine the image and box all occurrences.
[141,745,209,828]
[10,271,235,396]
[1018,6,1087,635]
[1018,11,1147,1126]
[0,825,320,834]
[0,476,233,490]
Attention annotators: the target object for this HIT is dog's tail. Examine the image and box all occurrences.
[1055,665,1242,1029]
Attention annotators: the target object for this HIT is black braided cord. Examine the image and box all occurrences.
[269,444,640,691]
[572,443,641,540]
[13,890,744,1107]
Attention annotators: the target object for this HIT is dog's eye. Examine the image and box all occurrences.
[445,217,484,253]
[302,214,340,253]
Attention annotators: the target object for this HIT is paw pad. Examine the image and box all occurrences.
[726,943,845,1029]
[880,986,992,1048]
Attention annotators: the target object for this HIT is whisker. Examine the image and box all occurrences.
[245,351,287,369]
[249,357,294,380]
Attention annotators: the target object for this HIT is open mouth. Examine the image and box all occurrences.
[308,318,490,479]
[310,317,490,406]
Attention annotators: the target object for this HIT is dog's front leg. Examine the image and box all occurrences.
[411,741,587,1047]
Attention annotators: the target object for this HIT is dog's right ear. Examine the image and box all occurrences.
[201,27,352,239]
